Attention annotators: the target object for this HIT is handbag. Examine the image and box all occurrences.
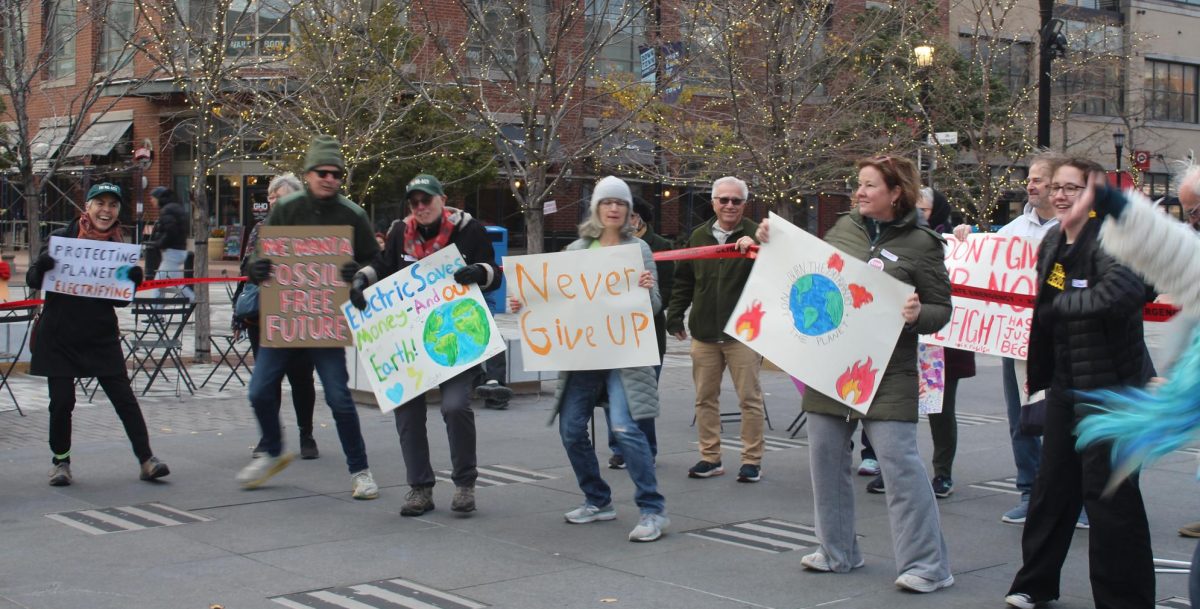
[233,282,260,322]
[1019,398,1047,436]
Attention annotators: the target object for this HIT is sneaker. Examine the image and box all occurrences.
[688,460,724,478]
[857,458,881,476]
[931,476,953,498]
[628,513,670,542]
[895,572,955,593]
[1004,593,1035,609]
[139,456,170,481]
[737,464,762,483]
[866,475,885,494]
[451,485,476,513]
[564,503,616,524]
[299,433,319,460]
[236,452,294,489]
[400,486,434,516]
[351,470,379,500]
[1076,510,1089,529]
[48,462,72,486]
[476,380,514,402]
[1002,499,1030,524]
[608,454,626,469]
[800,551,865,572]
[1179,521,1200,538]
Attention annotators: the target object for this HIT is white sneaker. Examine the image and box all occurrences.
[800,551,865,572]
[628,513,670,542]
[351,470,379,500]
[564,503,616,524]
[1004,593,1035,609]
[236,452,294,489]
[857,458,880,476]
[895,572,954,593]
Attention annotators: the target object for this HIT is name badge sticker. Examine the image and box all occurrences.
[1071,279,1088,288]
[880,249,899,262]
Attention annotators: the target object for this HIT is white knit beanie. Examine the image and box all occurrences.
[590,176,632,210]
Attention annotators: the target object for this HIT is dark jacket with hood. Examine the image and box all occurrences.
[666,216,759,342]
[249,188,380,270]
[27,220,134,378]
[360,206,500,292]
[639,225,674,358]
[150,193,190,251]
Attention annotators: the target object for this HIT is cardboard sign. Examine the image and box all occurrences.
[724,213,911,413]
[259,225,353,348]
[923,233,1038,359]
[342,245,505,412]
[42,236,141,301]
[504,243,659,371]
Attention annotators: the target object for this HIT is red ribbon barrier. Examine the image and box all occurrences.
[0,298,44,309]
[651,243,758,262]
[137,276,247,291]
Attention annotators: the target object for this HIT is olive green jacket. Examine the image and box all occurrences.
[665,217,759,342]
[802,208,952,422]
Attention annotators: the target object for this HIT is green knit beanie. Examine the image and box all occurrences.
[304,135,345,173]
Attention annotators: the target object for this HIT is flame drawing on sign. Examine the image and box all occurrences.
[836,357,879,405]
[735,300,766,341]
[827,253,844,273]
[848,284,874,308]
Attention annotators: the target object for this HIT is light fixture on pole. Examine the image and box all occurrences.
[913,44,936,185]
[913,44,935,68]
[1112,131,1126,171]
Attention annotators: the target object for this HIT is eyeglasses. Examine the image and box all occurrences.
[314,169,344,180]
[598,199,628,208]
[409,195,436,208]
[1187,205,1200,220]
[1047,183,1086,197]
[714,196,745,206]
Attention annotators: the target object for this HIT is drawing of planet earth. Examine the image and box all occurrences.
[789,274,844,336]
[423,299,491,366]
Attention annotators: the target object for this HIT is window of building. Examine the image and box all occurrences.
[957,34,1031,94]
[466,0,547,73]
[1142,172,1171,198]
[1053,21,1124,116]
[96,0,134,72]
[585,0,646,76]
[1145,60,1198,124]
[44,0,75,79]
[226,0,291,56]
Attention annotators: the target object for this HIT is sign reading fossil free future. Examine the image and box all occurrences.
[342,244,504,412]
[43,236,141,301]
[725,213,911,414]
[504,244,659,371]
[259,225,354,348]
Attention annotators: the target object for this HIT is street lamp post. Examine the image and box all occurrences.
[913,44,935,186]
[1112,131,1125,171]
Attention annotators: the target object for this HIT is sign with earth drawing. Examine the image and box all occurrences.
[724,212,912,413]
[341,244,505,412]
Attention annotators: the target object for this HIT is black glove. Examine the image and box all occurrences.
[348,273,369,310]
[453,264,488,286]
[1091,185,1127,221]
[340,260,360,283]
[128,266,144,288]
[35,253,56,272]
[248,258,272,283]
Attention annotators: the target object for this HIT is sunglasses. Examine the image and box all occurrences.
[714,196,745,206]
[314,169,344,180]
[409,195,436,208]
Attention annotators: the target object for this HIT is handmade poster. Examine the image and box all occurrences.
[724,212,912,413]
[923,233,1038,359]
[42,236,141,301]
[917,343,945,415]
[342,244,504,412]
[504,243,658,371]
[259,225,353,348]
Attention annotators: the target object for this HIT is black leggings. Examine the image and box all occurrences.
[48,375,153,464]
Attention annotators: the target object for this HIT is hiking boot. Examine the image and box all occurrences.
[931,476,953,498]
[1002,498,1030,524]
[628,513,670,542]
[857,458,880,476]
[737,464,762,483]
[400,486,434,516]
[688,460,724,478]
[608,454,626,469]
[48,462,72,486]
[351,470,379,500]
[564,503,616,524]
[139,456,170,481]
[299,432,319,460]
[801,551,865,572]
[451,485,476,513]
[236,452,294,489]
[895,572,955,593]
[866,475,885,494]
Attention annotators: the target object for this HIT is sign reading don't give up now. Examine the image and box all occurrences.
[259,225,353,348]
[43,236,141,301]
[504,244,658,372]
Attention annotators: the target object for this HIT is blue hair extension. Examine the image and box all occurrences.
[1075,321,1200,494]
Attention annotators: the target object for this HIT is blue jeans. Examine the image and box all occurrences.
[607,365,659,458]
[559,370,664,515]
[250,347,368,474]
[1003,358,1041,496]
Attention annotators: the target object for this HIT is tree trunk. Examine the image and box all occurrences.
[25,170,42,258]
[523,204,545,254]
[191,162,212,363]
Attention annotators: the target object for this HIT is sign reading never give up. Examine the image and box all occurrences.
[259,225,353,348]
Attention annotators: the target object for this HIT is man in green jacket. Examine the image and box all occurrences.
[666,176,763,482]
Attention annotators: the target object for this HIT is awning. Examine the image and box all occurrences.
[66,120,132,157]
[30,125,70,160]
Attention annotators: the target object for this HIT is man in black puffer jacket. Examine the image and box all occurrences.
[145,187,193,301]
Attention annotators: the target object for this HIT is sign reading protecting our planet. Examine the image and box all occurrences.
[259,225,354,348]
[504,243,659,371]
[342,244,504,412]
[922,233,1038,359]
[725,213,912,413]
[42,236,141,301]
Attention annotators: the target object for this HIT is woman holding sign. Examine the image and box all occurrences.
[27,183,168,487]
[757,156,953,592]
[508,176,668,542]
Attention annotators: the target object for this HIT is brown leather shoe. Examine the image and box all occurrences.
[1179,521,1200,538]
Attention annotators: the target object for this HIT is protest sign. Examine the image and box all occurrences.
[42,236,141,301]
[259,225,353,348]
[342,244,504,412]
[504,243,658,371]
[724,212,911,413]
[923,233,1038,358]
[917,343,945,415]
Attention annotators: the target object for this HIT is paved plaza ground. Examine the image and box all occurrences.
[0,255,1196,609]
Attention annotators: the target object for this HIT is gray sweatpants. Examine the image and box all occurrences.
[807,412,951,580]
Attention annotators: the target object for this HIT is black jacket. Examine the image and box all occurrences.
[640,227,675,358]
[151,200,189,251]
[27,221,132,378]
[1027,220,1153,394]
[362,207,499,292]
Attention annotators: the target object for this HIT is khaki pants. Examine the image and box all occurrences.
[691,339,764,465]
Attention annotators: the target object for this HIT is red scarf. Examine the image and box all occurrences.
[403,209,454,260]
[77,212,124,242]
